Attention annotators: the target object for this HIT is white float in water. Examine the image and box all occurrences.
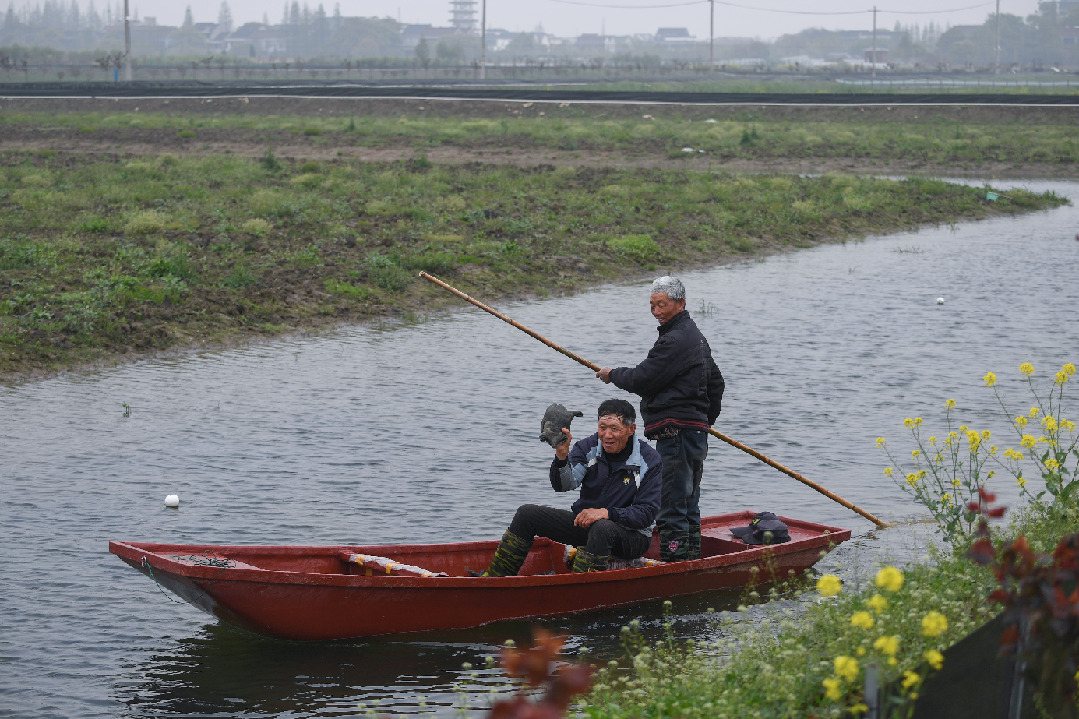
[164,494,180,508]
[937,297,945,305]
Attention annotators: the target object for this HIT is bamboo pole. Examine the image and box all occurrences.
[420,271,890,528]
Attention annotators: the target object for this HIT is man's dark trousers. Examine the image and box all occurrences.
[656,430,708,561]
[508,504,651,559]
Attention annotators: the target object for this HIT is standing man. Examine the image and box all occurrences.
[596,277,724,562]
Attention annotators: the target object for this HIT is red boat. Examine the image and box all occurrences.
[109,511,850,640]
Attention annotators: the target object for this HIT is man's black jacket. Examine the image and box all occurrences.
[608,310,724,439]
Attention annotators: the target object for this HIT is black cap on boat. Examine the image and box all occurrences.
[730,511,791,545]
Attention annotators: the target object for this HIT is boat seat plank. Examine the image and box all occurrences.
[344,552,448,578]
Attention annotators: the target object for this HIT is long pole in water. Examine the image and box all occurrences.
[419,272,890,528]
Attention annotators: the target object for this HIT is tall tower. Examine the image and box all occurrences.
[450,0,477,33]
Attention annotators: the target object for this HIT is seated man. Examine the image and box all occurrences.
[481,399,662,576]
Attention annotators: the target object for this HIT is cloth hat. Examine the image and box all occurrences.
[730,511,791,545]
[539,403,584,447]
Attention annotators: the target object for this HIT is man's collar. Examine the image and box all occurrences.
[658,309,688,333]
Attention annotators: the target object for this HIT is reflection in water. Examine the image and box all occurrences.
[120,595,743,717]
[2,181,1078,717]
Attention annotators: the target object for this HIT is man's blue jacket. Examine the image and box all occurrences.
[549,433,662,535]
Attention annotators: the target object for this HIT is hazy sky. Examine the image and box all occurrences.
[136,0,1038,41]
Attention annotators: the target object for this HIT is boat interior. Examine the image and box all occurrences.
[120,514,836,580]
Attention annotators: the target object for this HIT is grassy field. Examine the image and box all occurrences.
[2,100,1078,172]
[0,102,1070,380]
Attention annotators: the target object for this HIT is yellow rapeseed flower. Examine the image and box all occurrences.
[924,649,944,670]
[1017,476,1027,489]
[875,566,904,592]
[1020,363,1035,376]
[1045,416,1058,432]
[903,418,914,428]
[817,574,842,597]
[945,398,956,409]
[921,611,948,638]
[915,417,923,426]
[905,473,918,487]
[851,702,869,716]
[902,670,921,690]
[834,655,860,682]
[1065,363,1076,377]
[1016,415,1028,427]
[1046,458,1060,471]
[883,467,893,476]
[876,437,886,447]
[967,430,981,450]
[874,635,900,656]
[1030,407,1040,418]
[912,449,921,459]
[867,594,888,613]
[822,676,843,701]
[1021,434,1036,449]
[984,372,997,387]
[1056,371,1070,385]
[851,611,874,630]
[1063,419,1076,432]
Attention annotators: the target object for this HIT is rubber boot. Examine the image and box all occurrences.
[481,530,533,577]
[564,546,580,570]
[571,548,610,573]
[660,529,691,562]
[687,525,702,561]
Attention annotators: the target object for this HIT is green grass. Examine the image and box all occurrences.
[0,140,1068,378]
[2,106,1078,167]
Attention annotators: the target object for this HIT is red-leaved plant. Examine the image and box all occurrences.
[967,488,1079,718]
[489,628,594,719]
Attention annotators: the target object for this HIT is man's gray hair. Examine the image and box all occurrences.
[650,276,685,301]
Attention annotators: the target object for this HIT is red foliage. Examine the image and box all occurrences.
[966,493,1079,715]
[489,628,594,719]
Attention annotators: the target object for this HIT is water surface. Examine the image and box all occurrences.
[2,180,1077,717]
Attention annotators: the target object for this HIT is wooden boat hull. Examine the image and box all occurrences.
[109,511,850,640]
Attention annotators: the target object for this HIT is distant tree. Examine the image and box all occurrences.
[85,0,100,30]
[436,38,465,63]
[217,1,232,33]
[414,37,430,67]
[312,2,327,47]
[504,31,537,56]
